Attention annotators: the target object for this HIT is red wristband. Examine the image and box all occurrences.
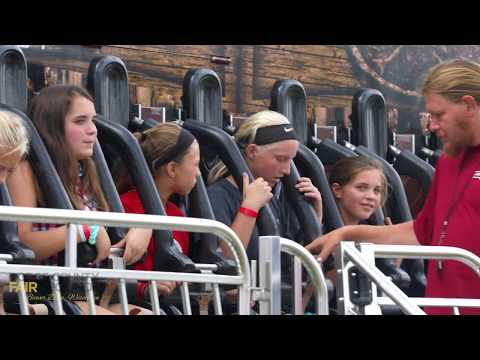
[82,224,91,241]
[239,206,258,218]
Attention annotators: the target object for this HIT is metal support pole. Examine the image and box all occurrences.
[333,242,354,315]
[84,277,96,315]
[118,278,129,315]
[292,257,303,315]
[50,275,64,315]
[250,260,257,288]
[161,107,166,123]
[212,283,223,315]
[279,238,329,315]
[0,260,9,315]
[16,274,30,315]
[180,282,192,315]
[65,224,78,268]
[149,280,162,315]
[259,236,282,315]
[358,244,382,315]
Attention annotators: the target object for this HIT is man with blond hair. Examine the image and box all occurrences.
[307,59,480,315]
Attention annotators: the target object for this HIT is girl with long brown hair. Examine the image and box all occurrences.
[7,85,152,315]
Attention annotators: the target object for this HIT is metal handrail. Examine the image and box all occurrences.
[0,205,251,314]
[279,237,329,315]
[367,243,480,314]
[369,244,480,275]
[343,242,480,315]
[342,242,426,315]
[377,297,480,309]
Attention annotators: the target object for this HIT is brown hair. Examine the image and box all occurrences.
[329,156,388,206]
[114,122,193,193]
[28,85,108,211]
[135,122,190,172]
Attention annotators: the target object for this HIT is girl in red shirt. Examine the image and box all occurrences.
[117,123,200,302]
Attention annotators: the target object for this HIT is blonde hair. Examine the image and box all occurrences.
[208,110,290,184]
[0,111,29,163]
[421,59,480,103]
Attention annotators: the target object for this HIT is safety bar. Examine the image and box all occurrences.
[0,205,250,315]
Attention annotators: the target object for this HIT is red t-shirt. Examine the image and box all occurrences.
[414,145,480,315]
[120,189,190,302]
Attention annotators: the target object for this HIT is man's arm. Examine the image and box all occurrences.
[305,221,419,261]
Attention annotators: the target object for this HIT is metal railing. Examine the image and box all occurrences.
[336,242,480,315]
[254,236,328,315]
[368,243,480,314]
[0,205,251,315]
[281,238,329,315]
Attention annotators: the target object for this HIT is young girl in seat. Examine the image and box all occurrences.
[117,122,200,305]
[7,85,152,315]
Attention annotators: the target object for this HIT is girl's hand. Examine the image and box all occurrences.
[242,173,273,211]
[113,228,152,266]
[296,177,323,222]
[92,226,111,265]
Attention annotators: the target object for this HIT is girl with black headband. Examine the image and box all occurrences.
[118,122,199,303]
[208,110,323,260]
[8,85,152,315]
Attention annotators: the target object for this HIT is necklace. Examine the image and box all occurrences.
[436,151,478,271]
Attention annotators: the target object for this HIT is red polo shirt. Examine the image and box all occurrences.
[414,145,480,315]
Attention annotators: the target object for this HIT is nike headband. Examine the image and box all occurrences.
[253,124,298,145]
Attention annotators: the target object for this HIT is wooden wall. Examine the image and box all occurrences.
[21,45,359,124]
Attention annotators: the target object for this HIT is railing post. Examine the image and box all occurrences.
[258,236,282,315]
[180,282,192,315]
[0,261,9,315]
[16,274,30,315]
[65,224,78,268]
[292,257,303,315]
[84,277,96,315]
[279,238,329,315]
[358,243,382,315]
[148,280,162,315]
[334,242,358,315]
[50,275,64,315]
